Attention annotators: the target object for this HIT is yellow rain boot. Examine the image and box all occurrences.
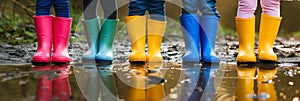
[126,16,147,62]
[147,19,167,63]
[236,17,256,63]
[258,14,282,62]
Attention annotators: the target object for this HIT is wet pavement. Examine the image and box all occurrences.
[0,62,300,101]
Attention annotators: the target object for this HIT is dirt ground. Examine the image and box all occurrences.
[0,35,300,65]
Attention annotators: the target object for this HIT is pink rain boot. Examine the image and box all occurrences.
[32,16,53,63]
[52,17,72,63]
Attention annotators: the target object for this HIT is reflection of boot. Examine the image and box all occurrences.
[180,63,200,101]
[32,16,53,63]
[257,65,277,101]
[146,19,167,63]
[95,18,119,62]
[236,65,256,101]
[180,14,201,63]
[82,17,100,60]
[200,16,220,63]
[236,17,256,63]
[98,65,118,101]
[127,64,146,101]
[52,65,71,101]
[126,16,147,62]
[52,17,72,63]
[34,65,52,101]
[258,14,282,62]
[146,62,165,101]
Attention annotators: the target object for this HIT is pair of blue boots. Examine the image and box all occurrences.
[180,14,220,63]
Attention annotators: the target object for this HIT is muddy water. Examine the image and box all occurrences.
[0,62,299,101]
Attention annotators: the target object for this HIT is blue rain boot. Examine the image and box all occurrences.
[95,18,118,63]
[180,14,201,63]
[82,17,100,60]
[200,16,220,63]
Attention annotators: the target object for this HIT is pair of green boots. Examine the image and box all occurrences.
[82,17,118,62]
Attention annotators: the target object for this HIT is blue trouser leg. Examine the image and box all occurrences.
[53,0,70,18]
[36,0,52,16]
[180,14,201,62]
[147,0,166,21]
[128,0,165,21]
[181,0,220,18]
[199,0,220,17]
[128,0,147,16]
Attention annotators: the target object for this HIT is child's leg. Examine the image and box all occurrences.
[126,0,147,62]
[82,0,100,60]
[236,0,257,63]
[237,0,257,18]
[52,0,72,63]
[261,0,280,17]
[53,0,70,18]
[146,0,167,62]
[95,0,119,63]
[36,0,52,16]
[258,0,282,62]
[199,0,220,63]
[32,0,53,63]
[83,0,98,20]
[180,0,201,62]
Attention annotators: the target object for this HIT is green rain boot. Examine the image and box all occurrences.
[95,18,118,63]
[82,17,100,60]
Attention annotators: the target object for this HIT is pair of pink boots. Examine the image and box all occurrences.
[32,16,72,63]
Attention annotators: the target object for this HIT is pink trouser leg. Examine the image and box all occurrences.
[261,0,280,17]
[237,0,280,18]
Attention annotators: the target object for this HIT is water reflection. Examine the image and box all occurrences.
[127,63,166,101]
[181,63,220,101]
[235,64,277,101]
[74,63,118,101]
[33,64,71,101]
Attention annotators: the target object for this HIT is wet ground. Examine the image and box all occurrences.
[1,36,300,65]
[0,62,300,101]
[1,36,300,100]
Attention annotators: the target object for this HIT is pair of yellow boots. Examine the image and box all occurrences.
[126,16,167,63]
[236,14,282,62]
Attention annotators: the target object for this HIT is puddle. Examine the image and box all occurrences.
[0,62,299,101]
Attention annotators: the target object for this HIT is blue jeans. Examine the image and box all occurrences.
[128,0,166,21]
[181,0,220,18]
[36,0,70,18]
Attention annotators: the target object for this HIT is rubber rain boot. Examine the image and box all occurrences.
[258,14,282,62]
[180,14,201,63]
[52,17,72,63]
[126,16,147,62]
[146,19,167,63]
[82,17,100,60]
[236,17,256,63]
[32,16,53,63]
[200,16,220,63]
[95,18,119,63]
